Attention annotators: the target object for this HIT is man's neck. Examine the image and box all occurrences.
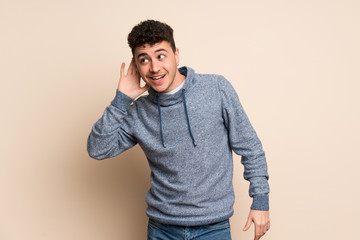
[164,80,185,95]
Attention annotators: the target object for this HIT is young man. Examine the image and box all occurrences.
[87,20,270,240]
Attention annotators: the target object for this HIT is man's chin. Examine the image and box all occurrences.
[151,85,168,93]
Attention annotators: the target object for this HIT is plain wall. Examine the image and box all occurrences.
[1,0,359,239]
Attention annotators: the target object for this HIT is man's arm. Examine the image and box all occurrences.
[218,77,270,239]
[87,60,148,159]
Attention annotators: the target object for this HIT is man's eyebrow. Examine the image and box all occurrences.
[155,48,168,53]
[136,48,168,59]
[137,52,148,59]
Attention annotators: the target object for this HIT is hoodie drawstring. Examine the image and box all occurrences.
[182,89,197,147]
[156,90,197,148]
[156,95,166,148]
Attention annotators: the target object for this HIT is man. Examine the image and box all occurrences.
[87,20,270,240]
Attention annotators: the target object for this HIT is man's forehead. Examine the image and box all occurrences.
[134,41,171,56]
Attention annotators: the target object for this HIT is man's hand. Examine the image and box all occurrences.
[117,59,149,99]
[243,210,270,240]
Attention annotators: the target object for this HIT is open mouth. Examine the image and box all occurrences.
[149,74,166,82]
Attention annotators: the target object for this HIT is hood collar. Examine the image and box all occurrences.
[147,66,195,107]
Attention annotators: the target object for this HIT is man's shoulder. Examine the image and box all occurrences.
[194,71,226,80]
[191,70,227,85]
[182,66,229,86]
[192,72,232,93]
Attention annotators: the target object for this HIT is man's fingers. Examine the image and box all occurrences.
[126,60,133,75]
[266,222,270,231]
[254,228,264,240]
[254,222,269,240]
[129,59,140,78]
[133,59,139,74]
[120,62,125,77]
[243,217,252,231]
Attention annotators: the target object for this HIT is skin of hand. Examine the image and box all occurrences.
[243,210,270,240]
[117,59,149,99]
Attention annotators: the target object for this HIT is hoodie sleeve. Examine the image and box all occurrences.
[87,90,138,160]
[219,77,270,211]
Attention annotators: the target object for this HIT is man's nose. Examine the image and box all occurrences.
[150,61,160,73]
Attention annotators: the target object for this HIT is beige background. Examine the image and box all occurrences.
[1,0,359,239]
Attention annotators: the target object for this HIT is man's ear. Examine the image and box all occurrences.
[175,48,180,65]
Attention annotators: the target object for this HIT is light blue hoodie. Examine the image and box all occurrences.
[87,67,269,226]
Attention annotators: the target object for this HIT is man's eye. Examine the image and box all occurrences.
[140,58,148,63]
[158,54,165,59]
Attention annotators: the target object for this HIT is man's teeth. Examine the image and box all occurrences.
[152,75,164,80]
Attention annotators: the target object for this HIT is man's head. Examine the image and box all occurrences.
[127,20,184,93]
[128,20,176,55]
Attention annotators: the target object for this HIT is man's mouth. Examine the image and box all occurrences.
[149,74,166,81]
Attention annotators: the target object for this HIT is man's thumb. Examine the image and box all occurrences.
[243,217,252,231]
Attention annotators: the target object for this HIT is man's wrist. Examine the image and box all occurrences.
[111,90,134,110]
[251,195,269,211]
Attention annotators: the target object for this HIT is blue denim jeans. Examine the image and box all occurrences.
[147,218,232,240]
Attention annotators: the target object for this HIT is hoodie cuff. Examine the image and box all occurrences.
[251,195,269,211]
[111,90,134,111]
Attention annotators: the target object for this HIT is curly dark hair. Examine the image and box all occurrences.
[127,20,176,55]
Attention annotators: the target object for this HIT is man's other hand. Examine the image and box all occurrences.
[243,210,270,240]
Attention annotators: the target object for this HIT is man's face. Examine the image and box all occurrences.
[134,41,183,93]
